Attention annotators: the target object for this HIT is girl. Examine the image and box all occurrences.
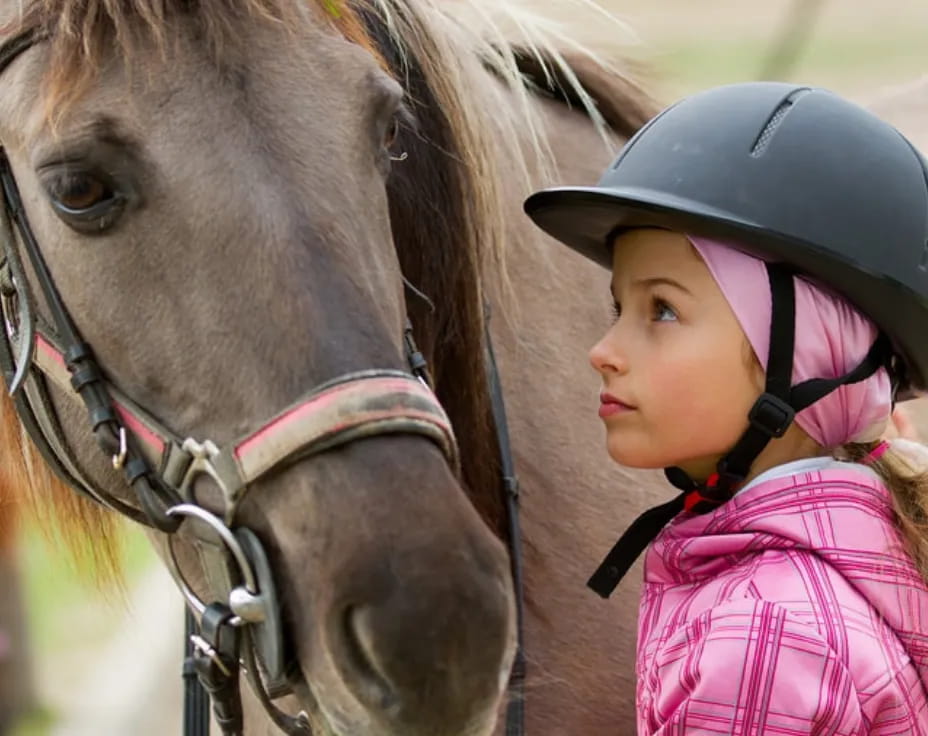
[524,82,928,734]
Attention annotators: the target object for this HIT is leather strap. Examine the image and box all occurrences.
[31,328,457,522]
[485,307,526,736]
[183,607,211,736]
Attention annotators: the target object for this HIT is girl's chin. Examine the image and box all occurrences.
[606,441,719,476]
[605,445,671,470]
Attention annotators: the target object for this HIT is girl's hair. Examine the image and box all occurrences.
[838,440,928,582]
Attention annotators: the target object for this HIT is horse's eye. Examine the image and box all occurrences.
[384,116,400,150]
[52,172,113,212]
[42,169,127,234]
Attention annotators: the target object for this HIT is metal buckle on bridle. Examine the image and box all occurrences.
[192,602,244,734]
[165,504,264,623]
[111,425,128,469]
[190,632,234,678]
[403,317,431,388]
[167,503,302,733]
[176,437,242,524]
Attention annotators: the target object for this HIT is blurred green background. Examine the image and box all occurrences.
[10,520,157,736]
[603,0,928,101]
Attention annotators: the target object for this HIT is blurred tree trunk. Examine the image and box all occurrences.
[758,0,828,81]
[0,510,34,735]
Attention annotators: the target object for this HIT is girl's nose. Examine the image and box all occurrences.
[589,328,628,376]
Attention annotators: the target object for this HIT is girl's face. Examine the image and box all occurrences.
[589,228,763,480]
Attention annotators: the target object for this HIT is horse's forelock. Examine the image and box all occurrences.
[9,0,383,118]
[365,0,653,537]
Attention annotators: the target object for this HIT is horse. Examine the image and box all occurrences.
[0,0,663,733]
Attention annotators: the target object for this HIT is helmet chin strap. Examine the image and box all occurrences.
[664,263,799,507]
[587,262,892,599]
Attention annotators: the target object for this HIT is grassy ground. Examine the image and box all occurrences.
[19,521,153,655]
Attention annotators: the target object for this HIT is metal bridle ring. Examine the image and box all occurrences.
[164,504,260,620]
[111,425,128,469]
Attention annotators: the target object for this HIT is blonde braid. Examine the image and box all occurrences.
[838,439,928,582]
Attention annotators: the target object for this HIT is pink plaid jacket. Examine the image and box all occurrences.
[637,463,928,735]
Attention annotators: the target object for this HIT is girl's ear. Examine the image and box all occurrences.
[884,406,920,441]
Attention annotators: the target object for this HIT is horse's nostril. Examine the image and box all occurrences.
[326,530,514,733]
[341,605,400,713]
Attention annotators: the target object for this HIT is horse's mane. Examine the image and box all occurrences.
[360,0,654,535]
[1,0,654,554]
[0,398,122,578]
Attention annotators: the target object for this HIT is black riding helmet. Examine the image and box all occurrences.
[522,82,928,597]
[525,81,928,393]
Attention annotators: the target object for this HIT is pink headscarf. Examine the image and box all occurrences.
[687,235,892,449]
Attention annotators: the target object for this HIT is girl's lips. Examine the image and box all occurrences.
[599,392,635,418]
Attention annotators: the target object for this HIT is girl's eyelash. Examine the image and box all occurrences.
[652,297,678,321]
[609,297,676,322]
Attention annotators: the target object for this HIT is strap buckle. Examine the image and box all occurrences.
[176,437,241,523]
[748,393,795,438]
[192,603,244,734]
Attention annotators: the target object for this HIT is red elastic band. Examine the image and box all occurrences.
[684,491,713,512]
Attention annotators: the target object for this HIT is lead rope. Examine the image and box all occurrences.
[183,608,210,736]
[484,306,526,736]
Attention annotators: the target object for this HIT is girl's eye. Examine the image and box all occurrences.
[611,301,621,321]
[653,299,678,322]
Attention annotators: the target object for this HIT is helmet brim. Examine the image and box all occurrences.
[524,186,771,269]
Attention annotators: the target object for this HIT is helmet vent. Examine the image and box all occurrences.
[751,89,811,157]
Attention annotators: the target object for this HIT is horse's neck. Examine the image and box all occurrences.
[484,75,668,734]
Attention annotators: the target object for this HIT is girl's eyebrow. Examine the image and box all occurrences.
[611,276,694,299]
[632,276,693,295]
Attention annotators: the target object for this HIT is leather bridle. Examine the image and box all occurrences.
[0,26,526,736]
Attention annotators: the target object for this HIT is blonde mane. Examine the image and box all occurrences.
[0,393,121,579]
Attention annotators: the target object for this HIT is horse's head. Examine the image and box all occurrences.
[0,2,516,733]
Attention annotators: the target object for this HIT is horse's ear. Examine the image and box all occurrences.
[511,46,659,138]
